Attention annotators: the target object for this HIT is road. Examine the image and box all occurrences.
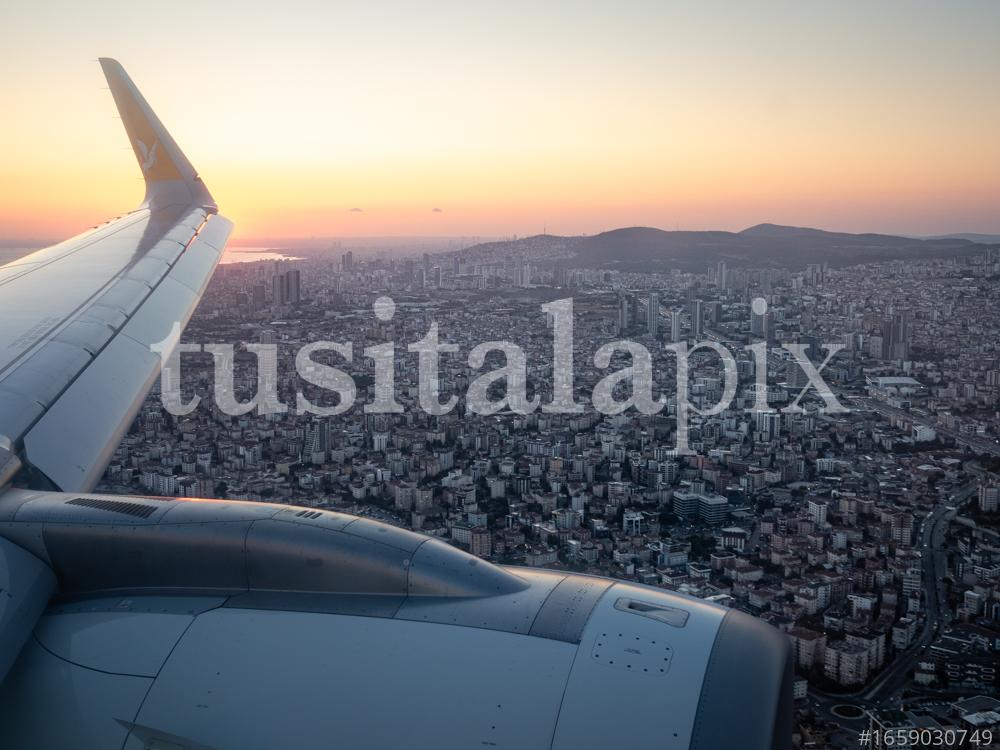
[861,479,978,702]
[808,472,981,722]
[849,395,1000,458]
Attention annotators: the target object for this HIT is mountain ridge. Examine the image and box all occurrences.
[458,223,996,272]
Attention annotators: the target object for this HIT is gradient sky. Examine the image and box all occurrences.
[1,1,998,243]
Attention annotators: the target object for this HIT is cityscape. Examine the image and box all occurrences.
[2,3,998,748]
[94,232,1000,748]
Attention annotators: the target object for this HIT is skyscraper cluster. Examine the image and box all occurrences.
[272,268,302,307]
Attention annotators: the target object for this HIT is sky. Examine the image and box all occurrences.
[1,1,998,243]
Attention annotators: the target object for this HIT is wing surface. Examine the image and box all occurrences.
[0,59,232,491]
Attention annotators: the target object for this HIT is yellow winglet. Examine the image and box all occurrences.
[99,58,214,210]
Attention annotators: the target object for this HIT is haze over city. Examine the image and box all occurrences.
[2,0,999,244]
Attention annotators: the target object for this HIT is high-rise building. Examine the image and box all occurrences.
[690,299,703,339]
[647,293,659,336]
[750,298,773,342]
[881,310,910,360]
[258,329,279,395]
[342,250,354,272]
[756,410,781,441]
[303,418,330,459]
[705,301,721,324]
[251,282,267,309]
[271,269,301,306]
[286,269,301,304]
[785,359,808,389]
[805,263,827,286]
[671,309,682,343]
[807,499,828,526]
[980,485,999,513]
[699,495,729,525]
[517,261,531,287]
[889,512,914,545]
[618,293,631,335]
[271,273,286,306]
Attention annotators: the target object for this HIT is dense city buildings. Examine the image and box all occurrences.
[97,238,1000,747]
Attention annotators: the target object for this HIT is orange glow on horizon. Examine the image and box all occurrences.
[1,2,998,244]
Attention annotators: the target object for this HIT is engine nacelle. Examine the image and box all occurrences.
[0,489,791,749]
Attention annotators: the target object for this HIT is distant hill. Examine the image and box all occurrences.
[461,223,995,273]
[924,232,1000,244]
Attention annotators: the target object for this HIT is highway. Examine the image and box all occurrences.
[801,388,995,729]
[808,474,980,730]
[849,395,1000,458]
[862,479,978,702]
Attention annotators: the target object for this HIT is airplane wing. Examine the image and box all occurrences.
[0,58,232,493]
[0,60,793,750]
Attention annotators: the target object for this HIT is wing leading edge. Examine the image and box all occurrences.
[0,59,232,492]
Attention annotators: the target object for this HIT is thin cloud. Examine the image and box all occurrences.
[348,207,364,213]
[431,207,444,213]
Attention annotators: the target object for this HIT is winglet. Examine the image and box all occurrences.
[99,58,216,212]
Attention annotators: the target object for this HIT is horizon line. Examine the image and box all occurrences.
[5,222,1000,252]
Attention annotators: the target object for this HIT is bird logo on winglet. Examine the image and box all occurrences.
[135,138,159,174]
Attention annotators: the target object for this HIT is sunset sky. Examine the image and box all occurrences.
[1,1,998,243]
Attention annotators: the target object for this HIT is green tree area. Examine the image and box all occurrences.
[689,534,717,559]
